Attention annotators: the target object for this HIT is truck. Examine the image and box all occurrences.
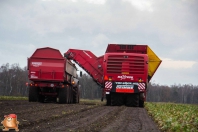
[27,47,80,103]
[64,44,161,107]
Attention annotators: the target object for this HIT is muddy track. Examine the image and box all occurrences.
[0,100,160,132]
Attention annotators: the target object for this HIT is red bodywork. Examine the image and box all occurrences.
[65,49,104,85]
[28,47,65,82]
[103,52,148,94]
[65,44,149,98]
[28,47,77,96]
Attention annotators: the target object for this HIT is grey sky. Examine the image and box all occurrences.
[0,0,197,85]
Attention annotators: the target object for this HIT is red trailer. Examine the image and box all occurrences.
[27,47,79,103]
[65,44,161,107]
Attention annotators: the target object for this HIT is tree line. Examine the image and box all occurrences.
[0,63,197,104]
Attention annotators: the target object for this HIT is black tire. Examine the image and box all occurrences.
[126,93,139,107]
[139,100,144,107]
[106,94,111,106]
[66,87,70,103]
[29,86,39,102]
[58,87,68,104]
[111,93,124,106]
[69,86,73,104]
[77,93,79,103]
[39,95,45,103]
[73,86,79,103]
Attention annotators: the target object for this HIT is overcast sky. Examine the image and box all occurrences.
[0,0,198,86]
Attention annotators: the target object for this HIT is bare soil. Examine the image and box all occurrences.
[0,100,160,132]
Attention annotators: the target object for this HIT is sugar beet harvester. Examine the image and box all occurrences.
[27,47,80,103]
[65,44,161,107]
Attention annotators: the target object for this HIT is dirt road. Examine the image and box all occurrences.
[0,100,160,132]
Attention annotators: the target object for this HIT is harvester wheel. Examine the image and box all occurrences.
[39,95,45,103]
[139,93,145,107]
[111,93,123,106]
[106,94,111,106]
[139,100,144,107]
[126,93,139,107]
[58,88,68,104]
[29,86,39,102]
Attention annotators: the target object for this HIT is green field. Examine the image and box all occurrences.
[145,102,198,132]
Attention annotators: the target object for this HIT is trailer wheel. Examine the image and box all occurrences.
[76,93,79,103]
[29,86,39,102]
[66,87,70,103]
[58,88,68,104]
[73,86,79,103]
[126,93,139,107]
[69,86,73,104]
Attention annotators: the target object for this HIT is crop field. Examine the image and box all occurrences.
[145,102,198,132]
[0,96,197,132]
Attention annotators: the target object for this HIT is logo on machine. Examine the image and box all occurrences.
[117,75,133,80]
[30,74,38,78]
[32,62,42,67]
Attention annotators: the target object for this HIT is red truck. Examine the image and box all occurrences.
[27,47,79,103]
[64,44,161,107]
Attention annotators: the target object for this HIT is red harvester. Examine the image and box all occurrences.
[64,44,161,107]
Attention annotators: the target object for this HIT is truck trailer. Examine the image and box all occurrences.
[64,44,161,107]
[27,47,79,103]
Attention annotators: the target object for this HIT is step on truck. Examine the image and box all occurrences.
[27,47,80,103]
[64,44,161,107]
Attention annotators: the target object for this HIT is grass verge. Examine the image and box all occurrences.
[0,96,28,100]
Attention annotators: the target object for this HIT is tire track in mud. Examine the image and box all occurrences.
[19,105,99,129]
[100,107,141,132]
[19,106,120,132]
[0,100,73,116]
[0,100,160,132]
[54,106,125,132]
[101,107,160,132]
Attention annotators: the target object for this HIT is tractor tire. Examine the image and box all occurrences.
[139,100,144,107]
[29,86,39,102]
[58,87,68,104]
[106,94,111,106]
[111,93,123,106]
[73,86,79,103]
[126,93,139,107]
[39,95,45,103]
[139,93,145,107]
[69,86,73,104]
[66,87,70,103]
